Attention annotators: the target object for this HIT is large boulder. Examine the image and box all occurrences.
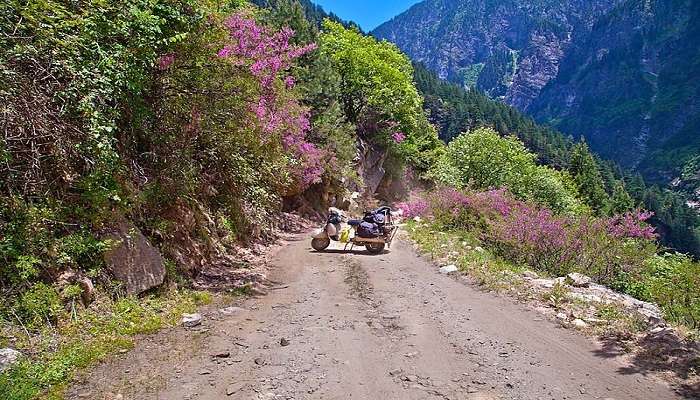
[103,220,166,296]
[0,348,22,372]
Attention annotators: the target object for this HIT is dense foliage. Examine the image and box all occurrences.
[430,128,583,213]
[319,21,443,173]
[414,62,700,257]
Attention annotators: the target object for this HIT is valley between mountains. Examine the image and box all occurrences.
[66,236,686,400]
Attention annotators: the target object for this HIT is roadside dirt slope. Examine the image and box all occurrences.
[67,235,688,399]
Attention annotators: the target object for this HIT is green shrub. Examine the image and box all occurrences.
[15,283,63,329]
[432,127,584,213]
[641,253,700,329]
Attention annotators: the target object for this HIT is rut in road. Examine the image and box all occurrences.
[68,235,686,400]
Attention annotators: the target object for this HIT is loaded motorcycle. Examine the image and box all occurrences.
[311,206,397,254]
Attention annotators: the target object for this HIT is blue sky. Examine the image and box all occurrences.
[313,0,423,31]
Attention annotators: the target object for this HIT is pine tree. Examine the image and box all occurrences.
[569,140,609,213]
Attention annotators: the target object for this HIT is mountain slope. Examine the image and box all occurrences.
[373,0,699,187]
[373,0,622,109]
[530,0,700,175]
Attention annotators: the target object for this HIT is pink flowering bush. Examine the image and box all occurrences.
[216,13,325,192]
[392,131,406,144]
[397,199,430,219]
[411,187,658,282]
[606,210,657,240]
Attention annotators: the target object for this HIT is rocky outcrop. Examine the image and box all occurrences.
[373,0,620,107]
[102,219,166,296]
[354,139,389,198]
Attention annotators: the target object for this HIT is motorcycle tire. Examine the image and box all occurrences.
[311,237,331,252]
[366,242,385,254]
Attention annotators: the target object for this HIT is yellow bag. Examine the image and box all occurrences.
[339,227,351,243]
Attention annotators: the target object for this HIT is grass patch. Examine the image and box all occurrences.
[406,220,525,292]
[0,289,212,400]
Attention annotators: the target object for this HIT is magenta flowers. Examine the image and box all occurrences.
[392,131,406,144]
[217,13,324,191]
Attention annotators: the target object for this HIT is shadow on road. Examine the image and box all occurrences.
[309,249,390,256]
[593,330,700,398]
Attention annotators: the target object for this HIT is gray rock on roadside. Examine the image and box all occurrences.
[0,348,22,372]
[565,273,592,288]
[572,319,589,329]
[182,313,202,328]
[439,265,459,274]
[102,219,166,295]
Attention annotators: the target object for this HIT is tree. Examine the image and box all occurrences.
[607,181,635,214]
[319,20,422,135]
[433,127,582,212]
[569,140,609,213]
[319,20,442,171]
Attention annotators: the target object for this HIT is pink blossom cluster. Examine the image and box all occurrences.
[217,14,325,191]
[392,131,406,144]
[397,199,430,218]
[157,53,175,70]
[606,210,657,240]
[217,15,316,89]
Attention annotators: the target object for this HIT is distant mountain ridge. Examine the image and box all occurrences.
[373,0,700,188]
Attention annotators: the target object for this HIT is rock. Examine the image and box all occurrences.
[219,306,246,315]
[198,369,212,375]
[531,278,556,289]
[226,382,246,396]
[102,219,166,295]
[565,273,591,288]
[280,338,290,347]
[182,313,202,328]
[212,352,231,358]
[572,319,589,329]
[77,276,96,304]
[439,265,459,274]
[474,246,484,252]
[57,270,96,305]
[556,312,568,321]
[254,357,265,365]
[522,270,539,279]
[0,348,22,372]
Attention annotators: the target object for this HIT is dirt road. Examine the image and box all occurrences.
[68,235,687,400]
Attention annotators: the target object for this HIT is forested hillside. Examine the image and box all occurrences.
[373,0,700,204]
[414,62,700,256]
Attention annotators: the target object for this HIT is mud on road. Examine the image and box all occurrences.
[67,235,688,400]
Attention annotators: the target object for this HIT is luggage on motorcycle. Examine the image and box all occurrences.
[339,227,351,243]
[357,221,381,238]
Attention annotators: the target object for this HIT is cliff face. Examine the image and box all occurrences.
[373,0,620,109]
[373,0,700,183]
[530,0,700,177]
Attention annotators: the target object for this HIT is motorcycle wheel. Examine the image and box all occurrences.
[311,237,331,252]
[366,242,385,254]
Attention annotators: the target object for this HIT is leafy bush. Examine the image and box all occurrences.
[15,283,63,329]
[640,253,700,329]
[432,128,584,212]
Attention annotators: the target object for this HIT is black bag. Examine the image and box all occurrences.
[357,221,381,238]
